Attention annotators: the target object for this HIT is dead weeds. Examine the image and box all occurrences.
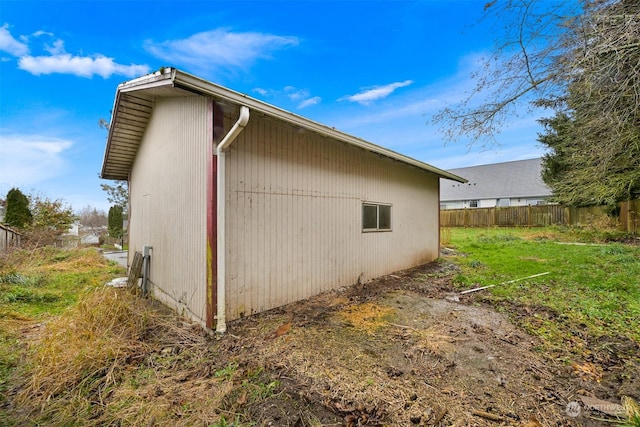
[4,260,638,426]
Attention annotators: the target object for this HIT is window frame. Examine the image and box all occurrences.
[362,202,392,232]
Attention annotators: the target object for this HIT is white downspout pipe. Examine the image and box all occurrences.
[215,105,249,334]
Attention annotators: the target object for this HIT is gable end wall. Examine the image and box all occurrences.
[128,96,209,327]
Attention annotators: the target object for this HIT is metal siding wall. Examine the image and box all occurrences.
[225,115,439,320]
[129,96,209,326]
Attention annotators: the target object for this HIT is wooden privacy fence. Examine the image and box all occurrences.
[0,224,21,251]
[620,199,639,235]
[441,200,639,234]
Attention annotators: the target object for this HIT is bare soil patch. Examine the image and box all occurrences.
[210,261,633,426]
[6,261,635,426]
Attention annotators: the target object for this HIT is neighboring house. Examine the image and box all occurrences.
[66,221,80,236]
[440,158,552,210]
[100,68,466,333]
[81,233,100,245]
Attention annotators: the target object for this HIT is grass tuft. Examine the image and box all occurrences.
[621,396,640,427]
[15,288,157,406]
[337,302,396,334]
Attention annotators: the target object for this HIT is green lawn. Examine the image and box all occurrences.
[445,227,640,360]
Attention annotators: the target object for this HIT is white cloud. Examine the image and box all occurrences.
[18,54,150,78]
[32,30,53,38]
[44,38,65,55]
[285,86,307,100]
[298,96,321,109]
[0,133,73,188]
[0,24,29,56]
[1,24,149,78]
[253,85,320,109]
[145,28,299,72]
[340,80,414,105]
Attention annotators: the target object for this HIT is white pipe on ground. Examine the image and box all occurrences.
[215,106,249,334]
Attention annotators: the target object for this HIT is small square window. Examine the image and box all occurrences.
[362,202,392,232]
[469,200,478,208]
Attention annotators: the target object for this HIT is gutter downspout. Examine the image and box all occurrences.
[215,105,250,334]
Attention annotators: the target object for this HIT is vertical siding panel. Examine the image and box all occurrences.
[294,129,301,302]
[275,124,283,308]
[313,137,319,291]
[256,119,265,314]
[248,122,256,315]
[269,122,278,308]
[286,126,294,304]
[129,96,208,326]
[257,119,265,314]
[248,121,255,315]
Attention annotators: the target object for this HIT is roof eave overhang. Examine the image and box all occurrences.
[100,68,467,183]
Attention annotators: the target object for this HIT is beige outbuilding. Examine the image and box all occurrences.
[101,68,466,333]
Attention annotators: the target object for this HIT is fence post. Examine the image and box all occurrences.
[632,199,639,235]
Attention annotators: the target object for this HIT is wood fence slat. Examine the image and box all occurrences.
[127,251,144,291]
[440,200,639,234]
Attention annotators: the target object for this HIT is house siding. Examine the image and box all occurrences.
[224,114,439,320]
[129,96,209,326]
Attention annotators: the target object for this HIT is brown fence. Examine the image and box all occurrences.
[620,199,639,235]
[441,200,639,234]
[0,224,21,251]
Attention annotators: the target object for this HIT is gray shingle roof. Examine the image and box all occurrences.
[440,158,551,201]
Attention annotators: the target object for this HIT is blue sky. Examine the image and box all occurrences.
[0,0,547,212]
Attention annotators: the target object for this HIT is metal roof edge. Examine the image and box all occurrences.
[100,69,176,180]
[101,68,467,183]
[100,84,126,180]
[170,69,467,183]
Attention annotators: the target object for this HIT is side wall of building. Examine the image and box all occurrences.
[224,114,440,320]
[129,96,209,327]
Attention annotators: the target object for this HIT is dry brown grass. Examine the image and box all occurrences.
[336,302,395,334]
[10,285,218,426]
[622,396,640,427]
[0,246,108,275]
[440,226,452,246]
[16,288,153,404]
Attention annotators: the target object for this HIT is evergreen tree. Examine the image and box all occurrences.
[5,188,32,228]
[108,205,123,239]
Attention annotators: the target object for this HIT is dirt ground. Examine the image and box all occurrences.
[8,257,636,426]
[203,259,638,426]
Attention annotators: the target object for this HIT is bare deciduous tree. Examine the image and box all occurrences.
[77,205,107,232]
[434,0,580,146]
[436,0,640,204]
